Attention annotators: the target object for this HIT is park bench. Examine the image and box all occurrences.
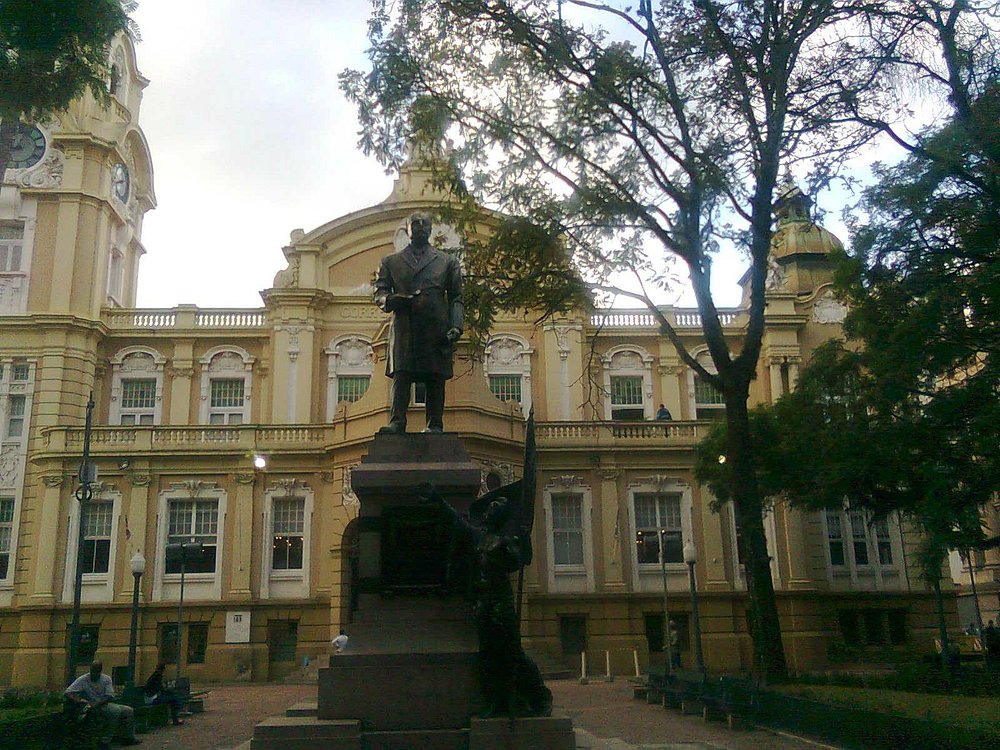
[711,676,759,729]
[118,685,171,732]
[661,669,706,714]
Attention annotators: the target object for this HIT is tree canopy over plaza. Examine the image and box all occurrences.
[342,1,997,678]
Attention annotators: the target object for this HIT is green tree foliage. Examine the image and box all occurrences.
[0,0,133,177]
[342,1,997,678]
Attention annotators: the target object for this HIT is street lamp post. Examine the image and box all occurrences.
[165,541,205,682]
[66,393,96,687]
[127,550,146,687]
[658,529,676,673]
[683,540,705,672]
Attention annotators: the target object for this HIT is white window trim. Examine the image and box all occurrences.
[106,246,125,306]
[0,359,35,594]
[60,486,123,604]
[153,482,227,603]
[542,478,594,593]
[821,504,904,590]
[260,481,314,599]
[627,478,693,592]
[325,335,373,421]
[0,201,38,316]
[726,501,781,590]
[687,347,725,418]
[109,346,166,426]
[484,334,533,416]
[198,346,254,425]
[602,345,654,420]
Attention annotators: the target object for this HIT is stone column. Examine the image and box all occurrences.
[597,467,625,591]
[30,474,66,604]
[230,473,256,598]
[118,474,152,597]
[168,338,194,424]
[698,489,730,592]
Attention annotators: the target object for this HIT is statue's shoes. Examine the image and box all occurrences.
[423,426,443,433]
[379,422,407,435]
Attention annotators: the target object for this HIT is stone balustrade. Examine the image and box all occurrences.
[103,305,266,330]
[43,420,707,455]
[590,308,742,329]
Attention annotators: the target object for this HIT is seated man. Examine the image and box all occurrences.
[64,660,141,748]
[142,662,184,725]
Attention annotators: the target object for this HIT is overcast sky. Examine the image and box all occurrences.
[129,1,845,311]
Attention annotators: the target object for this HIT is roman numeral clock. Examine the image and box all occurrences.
[9,125,46,169]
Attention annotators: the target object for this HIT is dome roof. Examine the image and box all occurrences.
[770,180,844,259]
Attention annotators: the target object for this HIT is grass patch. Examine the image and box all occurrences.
[774,684,1000,735]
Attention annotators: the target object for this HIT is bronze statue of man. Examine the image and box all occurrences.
[374,213,463,433]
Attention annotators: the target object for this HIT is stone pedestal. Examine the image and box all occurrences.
[252,432,578,750]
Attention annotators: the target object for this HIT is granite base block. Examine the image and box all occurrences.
[363,728,470,750]
[250,716,362,750]
[468,714,576,750]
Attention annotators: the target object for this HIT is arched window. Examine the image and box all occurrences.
[325,336,374,420]
[198,347,254,425]
[601,346,653,420]
[110,46,128,101]
[484,334,532,415]
[109,347,166,425]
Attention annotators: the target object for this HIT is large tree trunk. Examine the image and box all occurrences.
[725,393,788,681]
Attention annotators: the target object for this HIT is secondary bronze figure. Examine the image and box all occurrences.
[374,213,463,433]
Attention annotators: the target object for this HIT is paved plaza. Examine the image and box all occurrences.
[128,680,839,750]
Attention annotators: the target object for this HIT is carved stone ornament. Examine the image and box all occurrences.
[634,475,688,491]
[272,256,300,289]
[171,479,211,494]
[210,352,247,372]
[320,471,337,484]
[811,291,848,324]
[548,474,585,488]
[479,461,515,495]
[121,351,156,373]
[234,473,256,486]
[16,148,64,189]
[0,446,21,487]
[488,337,523,367]
[0,276,24,313]
[269,478,308,496]
[597,468,619,481]
[168,366,195,379]
[130,474,152,487]
[341,465,360,509]
[337,338,374,368]
[765,256,787,291]
[609,351,642,370]
[42,474,66,488]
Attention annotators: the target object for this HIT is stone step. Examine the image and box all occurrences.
[252,716,361,739]
[365,728,469,750]
[285,702,318,717]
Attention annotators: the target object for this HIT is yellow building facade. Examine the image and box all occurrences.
[0,36,957,689]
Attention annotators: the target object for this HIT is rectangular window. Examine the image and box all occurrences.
[337,375,370,404]
[120,378,156,425]
[166,500,218,574]
[826,511,846,566]
[550,493,584,567]
[209,378,245,425]
[11,364,29,381]
[6,395,25,438]
[0,497,14,579]
[488,374,522,404]
[634,492,682,564]
[187,622,209,664]
[271,497,305,571]
[849,510,869,565]
[609,375,644,420]
[694,376,726,405]
[0,223,23,272]
[159,623,179,664]
[80,501,113,575]
[874,517,893,565]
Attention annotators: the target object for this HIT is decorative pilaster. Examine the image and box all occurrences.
[597,467,625,591]
[230,472,256,598]
[30,474,65,603]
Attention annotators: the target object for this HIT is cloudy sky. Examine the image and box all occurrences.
[129,1,840,311]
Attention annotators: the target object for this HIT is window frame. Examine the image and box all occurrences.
[325,336,373,420]
[627,479,694,593]
[198,347,254,426]
[153,483,227,603]
[0,497,14,580]
[822,504,903,590]
[109,347,165,427]
[60,489,123,604]
[0,359,33,594]
[260,483,313,599]
[542,478,594,593]
[484,334,533,415]
[0,209,37,314]
[602,346,653,420]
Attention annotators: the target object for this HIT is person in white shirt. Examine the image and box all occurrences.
[331,628,349,653]
[64,660,140,748]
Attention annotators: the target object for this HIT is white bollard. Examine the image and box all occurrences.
[578,650,589,684]
[633,649,640,678]
[604,650,613,682]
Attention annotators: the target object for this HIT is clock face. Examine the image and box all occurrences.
[112,163,130,202]
[10,125,46,169]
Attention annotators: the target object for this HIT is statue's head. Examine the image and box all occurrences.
[484,497,511,530]
[409,213,432,245]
